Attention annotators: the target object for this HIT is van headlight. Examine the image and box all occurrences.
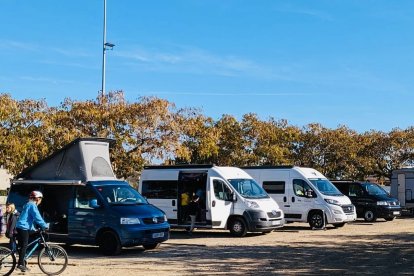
[377,201,389,206]
[246,200,260,209]
[120,218,141,224]
[325,199,340,206]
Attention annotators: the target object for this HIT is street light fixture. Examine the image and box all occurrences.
[101,0,115,99]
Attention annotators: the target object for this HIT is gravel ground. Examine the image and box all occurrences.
[2,217,414,275]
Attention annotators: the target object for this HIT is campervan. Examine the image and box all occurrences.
[332,181,401,222]
[390,168,414,212]
[242,166,356,228]
[7,138,170,255]
[138,165,284,237]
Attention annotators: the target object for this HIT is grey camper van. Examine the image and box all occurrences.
[7,138,170,255]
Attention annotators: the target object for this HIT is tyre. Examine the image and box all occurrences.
[333,223,346,228]
[38,244,68,275]
[99,230,122,255]
[0,246,16,276]
[143,243,160,250]
[385,217,395,221]
[363,209,377,222]
[309,211,324,229]
[229,217,247,237]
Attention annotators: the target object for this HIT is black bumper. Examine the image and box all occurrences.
[376,206,402,219]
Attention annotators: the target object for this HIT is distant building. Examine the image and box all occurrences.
[0,167,12,191]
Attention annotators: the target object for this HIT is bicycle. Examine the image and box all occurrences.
[0,229,68,275]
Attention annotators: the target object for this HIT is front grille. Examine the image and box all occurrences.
[142,216,166,224]
[342,205,354,214]
[267,211,282,218]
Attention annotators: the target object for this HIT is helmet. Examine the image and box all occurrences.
[30,191,43,199]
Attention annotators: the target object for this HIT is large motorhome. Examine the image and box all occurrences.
[7,138,170,255]
[139,165,284,237]
[390,168,414,212]
[242,166,357,229]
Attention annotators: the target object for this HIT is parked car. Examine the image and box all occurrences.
[331,181,401,222]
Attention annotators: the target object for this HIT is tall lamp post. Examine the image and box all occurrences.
[101,0,114,98]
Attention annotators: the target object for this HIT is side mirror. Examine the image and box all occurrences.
[305,190,314,198]
[232,193,237,202]
[89,199,100,208]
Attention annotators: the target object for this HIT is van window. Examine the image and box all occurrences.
[141,180,178,199]
[96,184,147,205]
[213,179,232,201]
[228,179,269,199]
[293,179,315,197]
[349,184,364,196]
[8,184,41,210]
[75,186,97,209]
[309,178,342,196]
[263,181,285,194]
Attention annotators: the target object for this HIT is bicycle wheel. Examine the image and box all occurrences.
[0,246,16,276]
[38,244,68,275]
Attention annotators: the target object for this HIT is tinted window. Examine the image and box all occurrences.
[213,179,232,201]
[75,186,97,209]
[263,181,285,194]
[141,180,177,199]
[96,184,147,205]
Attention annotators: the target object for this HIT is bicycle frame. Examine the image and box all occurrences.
[11,231,49,261]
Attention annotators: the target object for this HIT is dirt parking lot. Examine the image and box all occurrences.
[3,217,414,275]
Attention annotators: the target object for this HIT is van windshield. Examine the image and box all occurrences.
[362,183,388,196]
[228,179,269,199]
[309,178,343,196]
[96,185,148,205]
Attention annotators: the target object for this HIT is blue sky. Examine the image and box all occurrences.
[1,0,413,132]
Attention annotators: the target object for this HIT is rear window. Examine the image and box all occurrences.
[263,181,285,194]
[141,180,178,199]
[7,183,41,211]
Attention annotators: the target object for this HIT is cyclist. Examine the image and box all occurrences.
[15,191,49,272]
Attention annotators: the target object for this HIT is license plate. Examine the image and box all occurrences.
[393,211,400,215]
[271,220,281,225]
[152,232,164,238]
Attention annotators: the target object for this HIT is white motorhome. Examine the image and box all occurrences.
[139,165,284,237]
[390,168,414,211]
[242,166,356,229]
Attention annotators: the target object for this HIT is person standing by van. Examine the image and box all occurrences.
[15,191,49,272]
[180,190,190,223]
[5,203,19,250]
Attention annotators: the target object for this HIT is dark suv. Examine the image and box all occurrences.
[331,181,401,222]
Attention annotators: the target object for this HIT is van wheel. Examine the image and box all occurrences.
[309,211,324,229]
[363,209,377,222]
[143,243,160,250]
[385,217,395,221]
[333,223,346,228]
[99,230,121,255]
[229,217,247,237]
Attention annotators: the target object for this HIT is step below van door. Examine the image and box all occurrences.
[209,177,233,228]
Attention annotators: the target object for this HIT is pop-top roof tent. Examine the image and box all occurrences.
[15,138,117,182]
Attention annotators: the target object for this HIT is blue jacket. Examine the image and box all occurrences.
[16,201,49,231]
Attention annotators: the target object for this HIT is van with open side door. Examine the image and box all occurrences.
[7,138,170,255]
[332,181,401,222]
[138,164,284,237]
[242,166,356,229]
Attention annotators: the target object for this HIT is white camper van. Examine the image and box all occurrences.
[139,165,284,237]
[242,166,356,229]
[390,168,414,211]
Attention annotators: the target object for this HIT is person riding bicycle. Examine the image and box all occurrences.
[15,191,49,272]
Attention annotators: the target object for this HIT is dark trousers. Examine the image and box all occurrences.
[16,228,30,266]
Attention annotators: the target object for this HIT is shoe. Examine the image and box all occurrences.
[17,265,30,272]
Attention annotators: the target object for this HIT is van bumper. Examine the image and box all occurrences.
[325,205,356,224]
[377,206,402,219]
[120,223,170,247]
[243,210,284,232]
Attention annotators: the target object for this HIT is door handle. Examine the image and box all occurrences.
[172,200,176,206]
[212,200,216,207]
[283,196,287,202]
[173,209,177,212]
[292,197,295,202]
